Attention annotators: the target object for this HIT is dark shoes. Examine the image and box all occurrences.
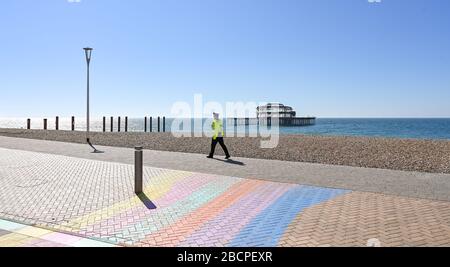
[207,155,231,160]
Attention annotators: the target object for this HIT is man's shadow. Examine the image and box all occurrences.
[137,193,157,210]
[213,158,245,166]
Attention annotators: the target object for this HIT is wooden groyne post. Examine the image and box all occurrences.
[110,116,113,132]
[163,117,166,132]
[55,116,59,130]
[144,117,148,132]
[27,119,31,130]
[102,117,106,132]
[150,117,153,132]
[43,119,47,130]
[118,116,121,132]
[125,117,128,132]
[71,116,75,131]
[157,117,161,132]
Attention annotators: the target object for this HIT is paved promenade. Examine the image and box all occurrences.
[1,136,450,247]
[1,136,450,201]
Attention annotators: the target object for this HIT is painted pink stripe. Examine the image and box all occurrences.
[178,181,294,247]
[41,232,82,245]
[19,238,43,247]
[77,173,216,236]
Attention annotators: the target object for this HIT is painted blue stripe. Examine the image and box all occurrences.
[228,185,350,247]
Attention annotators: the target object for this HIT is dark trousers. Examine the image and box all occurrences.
[209,137,230,157]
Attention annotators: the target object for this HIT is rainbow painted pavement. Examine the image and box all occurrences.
[55,170,349,247]
[2,147,450,247]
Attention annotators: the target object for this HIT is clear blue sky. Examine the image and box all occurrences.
[1,0,449,118]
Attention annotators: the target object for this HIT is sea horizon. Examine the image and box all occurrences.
[2,117,450,141]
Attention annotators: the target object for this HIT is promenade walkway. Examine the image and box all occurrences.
[1,136,450,202]
[1,136,450,247]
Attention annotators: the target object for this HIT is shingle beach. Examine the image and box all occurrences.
[1,128,449,174]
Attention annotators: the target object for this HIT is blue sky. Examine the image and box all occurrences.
[1,0,450,118]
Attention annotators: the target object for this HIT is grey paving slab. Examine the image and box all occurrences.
[1,136,450,201]
[0,147,169,230]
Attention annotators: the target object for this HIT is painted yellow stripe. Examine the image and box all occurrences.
[61,169,193,229]
[14,226,52,238]
[0,233,35,247]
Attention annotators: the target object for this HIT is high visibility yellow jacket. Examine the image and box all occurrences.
[212,119,224,140]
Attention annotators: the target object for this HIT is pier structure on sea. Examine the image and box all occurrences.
[227,103,316,127]
[227,117,316,127]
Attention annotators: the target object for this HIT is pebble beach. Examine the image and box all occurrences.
[0,128,449,174]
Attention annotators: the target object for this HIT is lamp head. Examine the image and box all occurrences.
[83,47,93,63]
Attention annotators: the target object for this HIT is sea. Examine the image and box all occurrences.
[1,118,450,140]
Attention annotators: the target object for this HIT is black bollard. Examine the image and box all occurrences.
[118,117,121,132]
[135,146,143,194]
[144,117,147,132]
[43,119,47,130]
[55,116,59,130]
[27,119,31,130]
[150,117,153,133]
[110,116,113,132]
[125,117,128,132]
[71,116,75,131]
[158,117,160,132]
[103,117,106,132]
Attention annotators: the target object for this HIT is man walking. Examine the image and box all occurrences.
[207,113,231,159]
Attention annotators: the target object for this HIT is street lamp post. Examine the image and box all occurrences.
[84,47,101,153]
